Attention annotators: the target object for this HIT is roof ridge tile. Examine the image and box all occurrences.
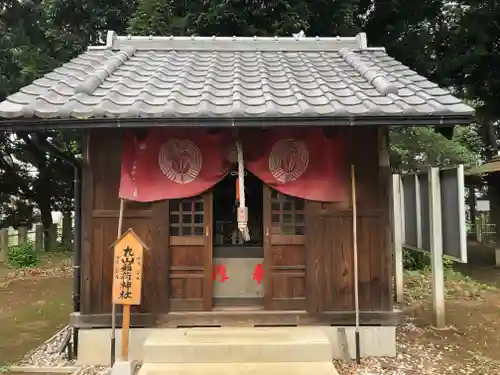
[75,46,137,95]
[339,48,398,96]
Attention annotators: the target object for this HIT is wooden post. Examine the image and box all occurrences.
[392,175,404,303]
[476,215,482,243]
[350,165,361,364]
[111,199,125,366]
[62,213,73,249]
[121,305,131,361]
[414,175,423,249]
[111,227,146,365]
[0,229,8,262]
[49,223,58,250]
[428,166,445,328]
[17,227,28,245]
[469,184,476,226]
[35,225,44,251]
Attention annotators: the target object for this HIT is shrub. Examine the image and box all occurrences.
[8,242,39,268]
[403,248,430,270]
[403,248,455,271]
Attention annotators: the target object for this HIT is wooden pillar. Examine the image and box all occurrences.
[62,213,73,249]
[392,175,404,303]
[49,223,58,250]
[17,227,28,245]
[469,183,477,225]
[0,229,8,262]
[429,166,445,328]
[378,127,394,310]
[35,224,44,251]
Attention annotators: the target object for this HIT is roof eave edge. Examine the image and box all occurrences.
[0,114,476,131]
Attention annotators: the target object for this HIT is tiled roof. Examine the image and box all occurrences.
[0,31,474,123]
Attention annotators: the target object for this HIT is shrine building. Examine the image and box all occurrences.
[0,31,474,365]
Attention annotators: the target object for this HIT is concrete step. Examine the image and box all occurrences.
[138,362,339,375]
[142,327,332,363]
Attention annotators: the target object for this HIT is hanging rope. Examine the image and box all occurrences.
[235,140,250,241]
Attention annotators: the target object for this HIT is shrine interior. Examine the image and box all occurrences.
[212,169,265,309]
[212,169,263,247]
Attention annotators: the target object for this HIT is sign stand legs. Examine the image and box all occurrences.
[110,197,146,375]
[428,167,446,328]
[351,165,361,364]
[122,304,131,361]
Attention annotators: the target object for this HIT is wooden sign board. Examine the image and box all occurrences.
[111,228,147,305]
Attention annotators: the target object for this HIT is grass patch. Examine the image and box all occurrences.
[0,276,72,366]
[404,266,494,304]
[0,251,72,280]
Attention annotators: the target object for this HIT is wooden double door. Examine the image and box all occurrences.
[167,186,307,311]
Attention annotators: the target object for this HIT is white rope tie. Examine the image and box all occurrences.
[235,140,250,241]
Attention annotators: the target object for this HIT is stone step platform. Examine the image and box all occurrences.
[138,362,338,375]
[142,327,332,364]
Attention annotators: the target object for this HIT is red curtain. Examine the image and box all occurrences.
[243,128,349,202]
[119,128,231,202]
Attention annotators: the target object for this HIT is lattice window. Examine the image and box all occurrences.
[169,196,204,236]
[270,190,305,235]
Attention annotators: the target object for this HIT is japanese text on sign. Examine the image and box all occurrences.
[112,229,146,305]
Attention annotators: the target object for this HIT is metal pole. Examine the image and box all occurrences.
[351,165,361,364]
[111,198,125,366]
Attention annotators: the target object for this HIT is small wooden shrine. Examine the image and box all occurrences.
[0,31,474,358]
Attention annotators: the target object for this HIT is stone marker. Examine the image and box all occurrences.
[111,360,136,375]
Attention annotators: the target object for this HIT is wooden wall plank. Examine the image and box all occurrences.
[152,200,170,313]
[80,130,93,314]
[377,126,393,309]
[305,201,323,313]
[203,193,213,311]
[263,185,272,309]
[304,127,393,313]
[84,129,163,315]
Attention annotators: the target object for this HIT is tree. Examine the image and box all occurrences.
[128,0,313,36]
[390,126,482,173]
[434,0,500,243]
[0,0,84,245]
[128,0,175,35]
[45,0,138,59]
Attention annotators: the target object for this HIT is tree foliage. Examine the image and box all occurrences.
[390,127,482,173]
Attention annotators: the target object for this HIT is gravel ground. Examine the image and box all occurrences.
[75,362,142,375]
[18,325,76,368]
[334,322,445,374]
[0,264,72,282]
[75,365,110,375]
[334,317,499,375]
